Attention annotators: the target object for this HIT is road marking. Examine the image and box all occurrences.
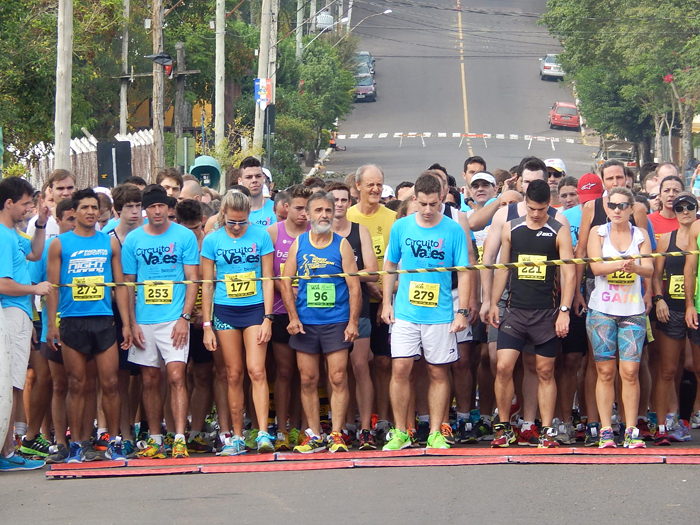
[457,0,474,156]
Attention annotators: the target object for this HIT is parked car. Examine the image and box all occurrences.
[539,54,564,80]
[592,140,639,175]
[548,101,580,130]
[356,62,372,77]
[356,51,375,75]
[354,74,376,102]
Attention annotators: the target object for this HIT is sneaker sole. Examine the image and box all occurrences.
[294,447,327,454]
[19,447,48,458]
[382,442,412,452]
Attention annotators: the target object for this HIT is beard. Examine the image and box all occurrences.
[311,218,332,235]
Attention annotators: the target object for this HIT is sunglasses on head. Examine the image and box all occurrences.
[607,201,631,211]
[226,219,248,227]
[674,203,697,213]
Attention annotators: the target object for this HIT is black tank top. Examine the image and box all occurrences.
[442,204,460,290]
[507,215,562,309]
[345,222,370,319]
[663,230,686,312]
[506,202,557,222]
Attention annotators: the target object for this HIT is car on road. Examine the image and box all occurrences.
[592,140,639,175]
[548,101,580,131]
[354,74,376,102]
[356,62,373,77]
[539,54,564,80]
[356,51,375,75]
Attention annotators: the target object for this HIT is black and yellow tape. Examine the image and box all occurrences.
[52,250,700,288]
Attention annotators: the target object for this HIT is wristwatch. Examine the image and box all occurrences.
[559,305,570,313]
[264,314,274,321]
[457,309,470,318]
[653,295,664,305]
[180,313,191,321]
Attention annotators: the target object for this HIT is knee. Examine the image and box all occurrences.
[391,362,412,382]
[536,363,555,382]
[496,361,514,380]
[374,356,392,373]
[275,362,294,383]
[247,366,267,385]
[193,366,213,387]
[52,376,68,397]
[168,369,186,389]
[299,370,319,390]
[619,367,639,385]
[328,369,347,391]
[100,376,119,396]
[563,355,581,375]
[596,367,616,384]
[659,364,677,383]
[226,369,244,389]
[141,370,160,390]
[66,374,86,395]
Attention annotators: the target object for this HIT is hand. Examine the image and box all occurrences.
[194,312,203,328]
[47,325,61,351]
[376,302,386,326]
[257,319,272,345]
[450,315,467,334]
[621,259,638,274]
[33,281,54,297]
[480,299,491,324]
[381,304,395,325]
[686,307,699,330]
[643,292,652,315]
[287,318,305,335]
[32,326,38,344]
[555,311,570,338]
[655,299,670,323]
[121,326,133,350]
[367,282,383,302]
[203,327,217,351]
[344,322,359,343]
[131,322,146,349]
[468,298,479,326]
[170,318,189,349]
[488,306,500,330]
[573,292,587,317]
[505,175,518,192]
[36,195,50,225]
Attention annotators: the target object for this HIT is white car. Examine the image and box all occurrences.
[539,54,564,80]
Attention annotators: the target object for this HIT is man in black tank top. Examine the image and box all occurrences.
[489,180,575,448]
[328,182,379,449]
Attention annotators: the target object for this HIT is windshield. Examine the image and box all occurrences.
[607,151,633,160]
[556,106,578,116]
[356,76,373,87]
[545,55,559,64]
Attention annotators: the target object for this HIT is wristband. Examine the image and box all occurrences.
[35,222,46,229]
[203,321,212,327]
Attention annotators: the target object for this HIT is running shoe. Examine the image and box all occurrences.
[554,420,576,445]
[243,429,259,450]
[440,423,456,445]
[571,408,581,428]
[414,421,430,445]
[0,452,45,471]
[654,428,671,446]
[123,440,137,459]
[584,422,601,447]
[187,434,212,454]
[491,423,516,448]
[163,432,175,453]
[20,434,51,458]
[293,429,326,454]
[516,426,540,446]
[408,428,418,447]
[67,442,85,463]
[426,430,450,450]
[255,430,275,453]
[473,418,494,441]
[358,429,376,450]
[275,431,292,451]
[341,429,354,449]
[623,426,646,449]
[94,432,110,452]
[538,426,560,448]
[218,435,247,456]
[598,427,616,449]
[106,436,127,460]
[136,438,167,459]
[82,441,103,462]
[611,404,621,433]
[690,411,700,429]
[46,444,69,464]
[328,431,349,453]
[510,394,521,419]
[288,428,301,446]
[669,419,692,442]
[375,420,391,445]
[637,418,653,441]
[454,418,471,443]
[172,437,189,458]
[382,429,411,451]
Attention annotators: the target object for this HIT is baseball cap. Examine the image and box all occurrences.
[545,158,567,173]
[381,185,394,199]
[470,172,496,186]
[577,173,603,203]
[262,167,272,181]
[673,191,698,209]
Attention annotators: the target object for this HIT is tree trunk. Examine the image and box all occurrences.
[681,103,694,170]
[654,115,663,162]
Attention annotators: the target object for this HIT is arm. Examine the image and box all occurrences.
[458,211,479,323]
[467,196,501,231]
[587,226,625,276]
[358,224,379,282]
[573,202,595,314]
[685,222,700,329]
[45,239,62,351]
[28,197,49,262]
[267,224,284,294]
[653,234,670,323]
[111,238,132,349]
[624,229,653,279]
[123,273,144,349]
[169,264,199,349]
[258,252,274,344]
[380,259,398,325]
[341,239,360,342]
[489,222,511,329]
[201,257,217,351]
[556,227,575,338]
[280,241,304,334]
[479,206,507,323]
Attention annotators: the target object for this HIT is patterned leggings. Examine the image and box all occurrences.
[585,309,646,363]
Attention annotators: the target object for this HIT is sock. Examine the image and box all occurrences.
[219,433,230,444]
[417,415,430,424]
[151,434,163,445]
[659,424,666,433]
[174,434,186,443]
[4,451,15,459]
[637,415,647,423]
[482,415,492,425]
[188,431,200,442]
[456,411,470,421]
[521,421,534,431]
[14,422,27,437]
[97,427,108,438]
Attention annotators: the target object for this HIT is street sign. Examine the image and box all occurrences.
[176,137,196,171]
[97,141,132,187]
[255,78,272,110]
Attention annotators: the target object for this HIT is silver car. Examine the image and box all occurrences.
[539,54,564,80]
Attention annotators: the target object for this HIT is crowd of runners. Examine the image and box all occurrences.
[2,153,700,471]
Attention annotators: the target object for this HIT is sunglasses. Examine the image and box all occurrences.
[648,193,659,200]
[548,171,564,178]
[226,220,248,227]
[607,202,631,211]
[674,203,697,213]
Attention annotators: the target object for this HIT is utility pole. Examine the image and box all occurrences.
[214,0,225,147]
[173,42,186,138]
[152,0,165,170]
[310,0,317,31]
[253,0,272,154]
[295,0,304,60]
[54,0,73,170]
[119,0,129,135]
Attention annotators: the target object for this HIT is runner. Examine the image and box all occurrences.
[156,168,183,200]
[328,181,379,449]
[46,189,133,462]
[381,173,470,451]
[268,185,312,451]
[122,184,200,459]
[0,177,52,472]
[648,175,684,242]
[587,187,652,449]
[201,190,276,455]
[489,179,575,448]
[280,191,361,453]
[27,169,76,238]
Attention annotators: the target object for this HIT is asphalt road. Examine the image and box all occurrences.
[324,0,598,187]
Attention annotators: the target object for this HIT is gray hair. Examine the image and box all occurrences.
[608,186,634,204]
[355,164,385,184]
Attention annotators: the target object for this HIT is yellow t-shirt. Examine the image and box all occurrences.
[347,204,396,302]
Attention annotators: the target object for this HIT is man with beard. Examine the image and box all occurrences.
[280,192,361,453]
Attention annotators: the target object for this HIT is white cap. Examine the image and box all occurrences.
[470,172,496,186]
[262,184,271,198]
[544,158,566,173]
[262,167,272,181]
[92,186,113,202]
[381,185,394,199]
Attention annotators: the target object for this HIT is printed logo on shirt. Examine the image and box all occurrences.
[217,243,260,265]
[68,249,109,274]
[136,243,178,265]
[253,217,273,226]
[299,253,334,275]
[536,231,553,237]
[405,237,445,261]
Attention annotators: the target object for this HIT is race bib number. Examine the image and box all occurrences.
[517,254,546,281]
[477,245,484,264]
[144,281,173,304]
[307,283,335,308]
[195,286,202,307]
[409,281,439,307]
[71,276,104,301]
[372,236,385,260]
[225,272,256,299]
[607,270,635,285]
[669,275,685,300]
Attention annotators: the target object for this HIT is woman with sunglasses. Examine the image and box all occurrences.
[201,190,275,455]
[586,187,653,448]
[648,176,685,242]
[652,192,698,445]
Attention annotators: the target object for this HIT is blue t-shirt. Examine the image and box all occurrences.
[121,222,200,324]
[647,218,657,251]
[249,199,277,227]
[0,224,33,318]
[385,214,469,325]
[201,225,273,307]
[30,241,52,343]
[562,205,582,246]
[100,217,119,234]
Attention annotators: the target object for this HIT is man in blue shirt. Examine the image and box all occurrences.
[0,176,52,472]
[381,173,470,451]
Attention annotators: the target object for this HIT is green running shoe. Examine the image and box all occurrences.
[382,429,411,451]
[426,430,450,450]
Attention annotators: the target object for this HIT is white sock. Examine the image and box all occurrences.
[14,422,27,437]
[456,411,470,421]
[97,427,108,437]
[522,421,534,431]
[151,434,163,445]
[659,425,666,433]
[174,434,186,443]
[418,415,430,423]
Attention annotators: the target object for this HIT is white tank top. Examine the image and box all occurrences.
[588,222,645,316]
